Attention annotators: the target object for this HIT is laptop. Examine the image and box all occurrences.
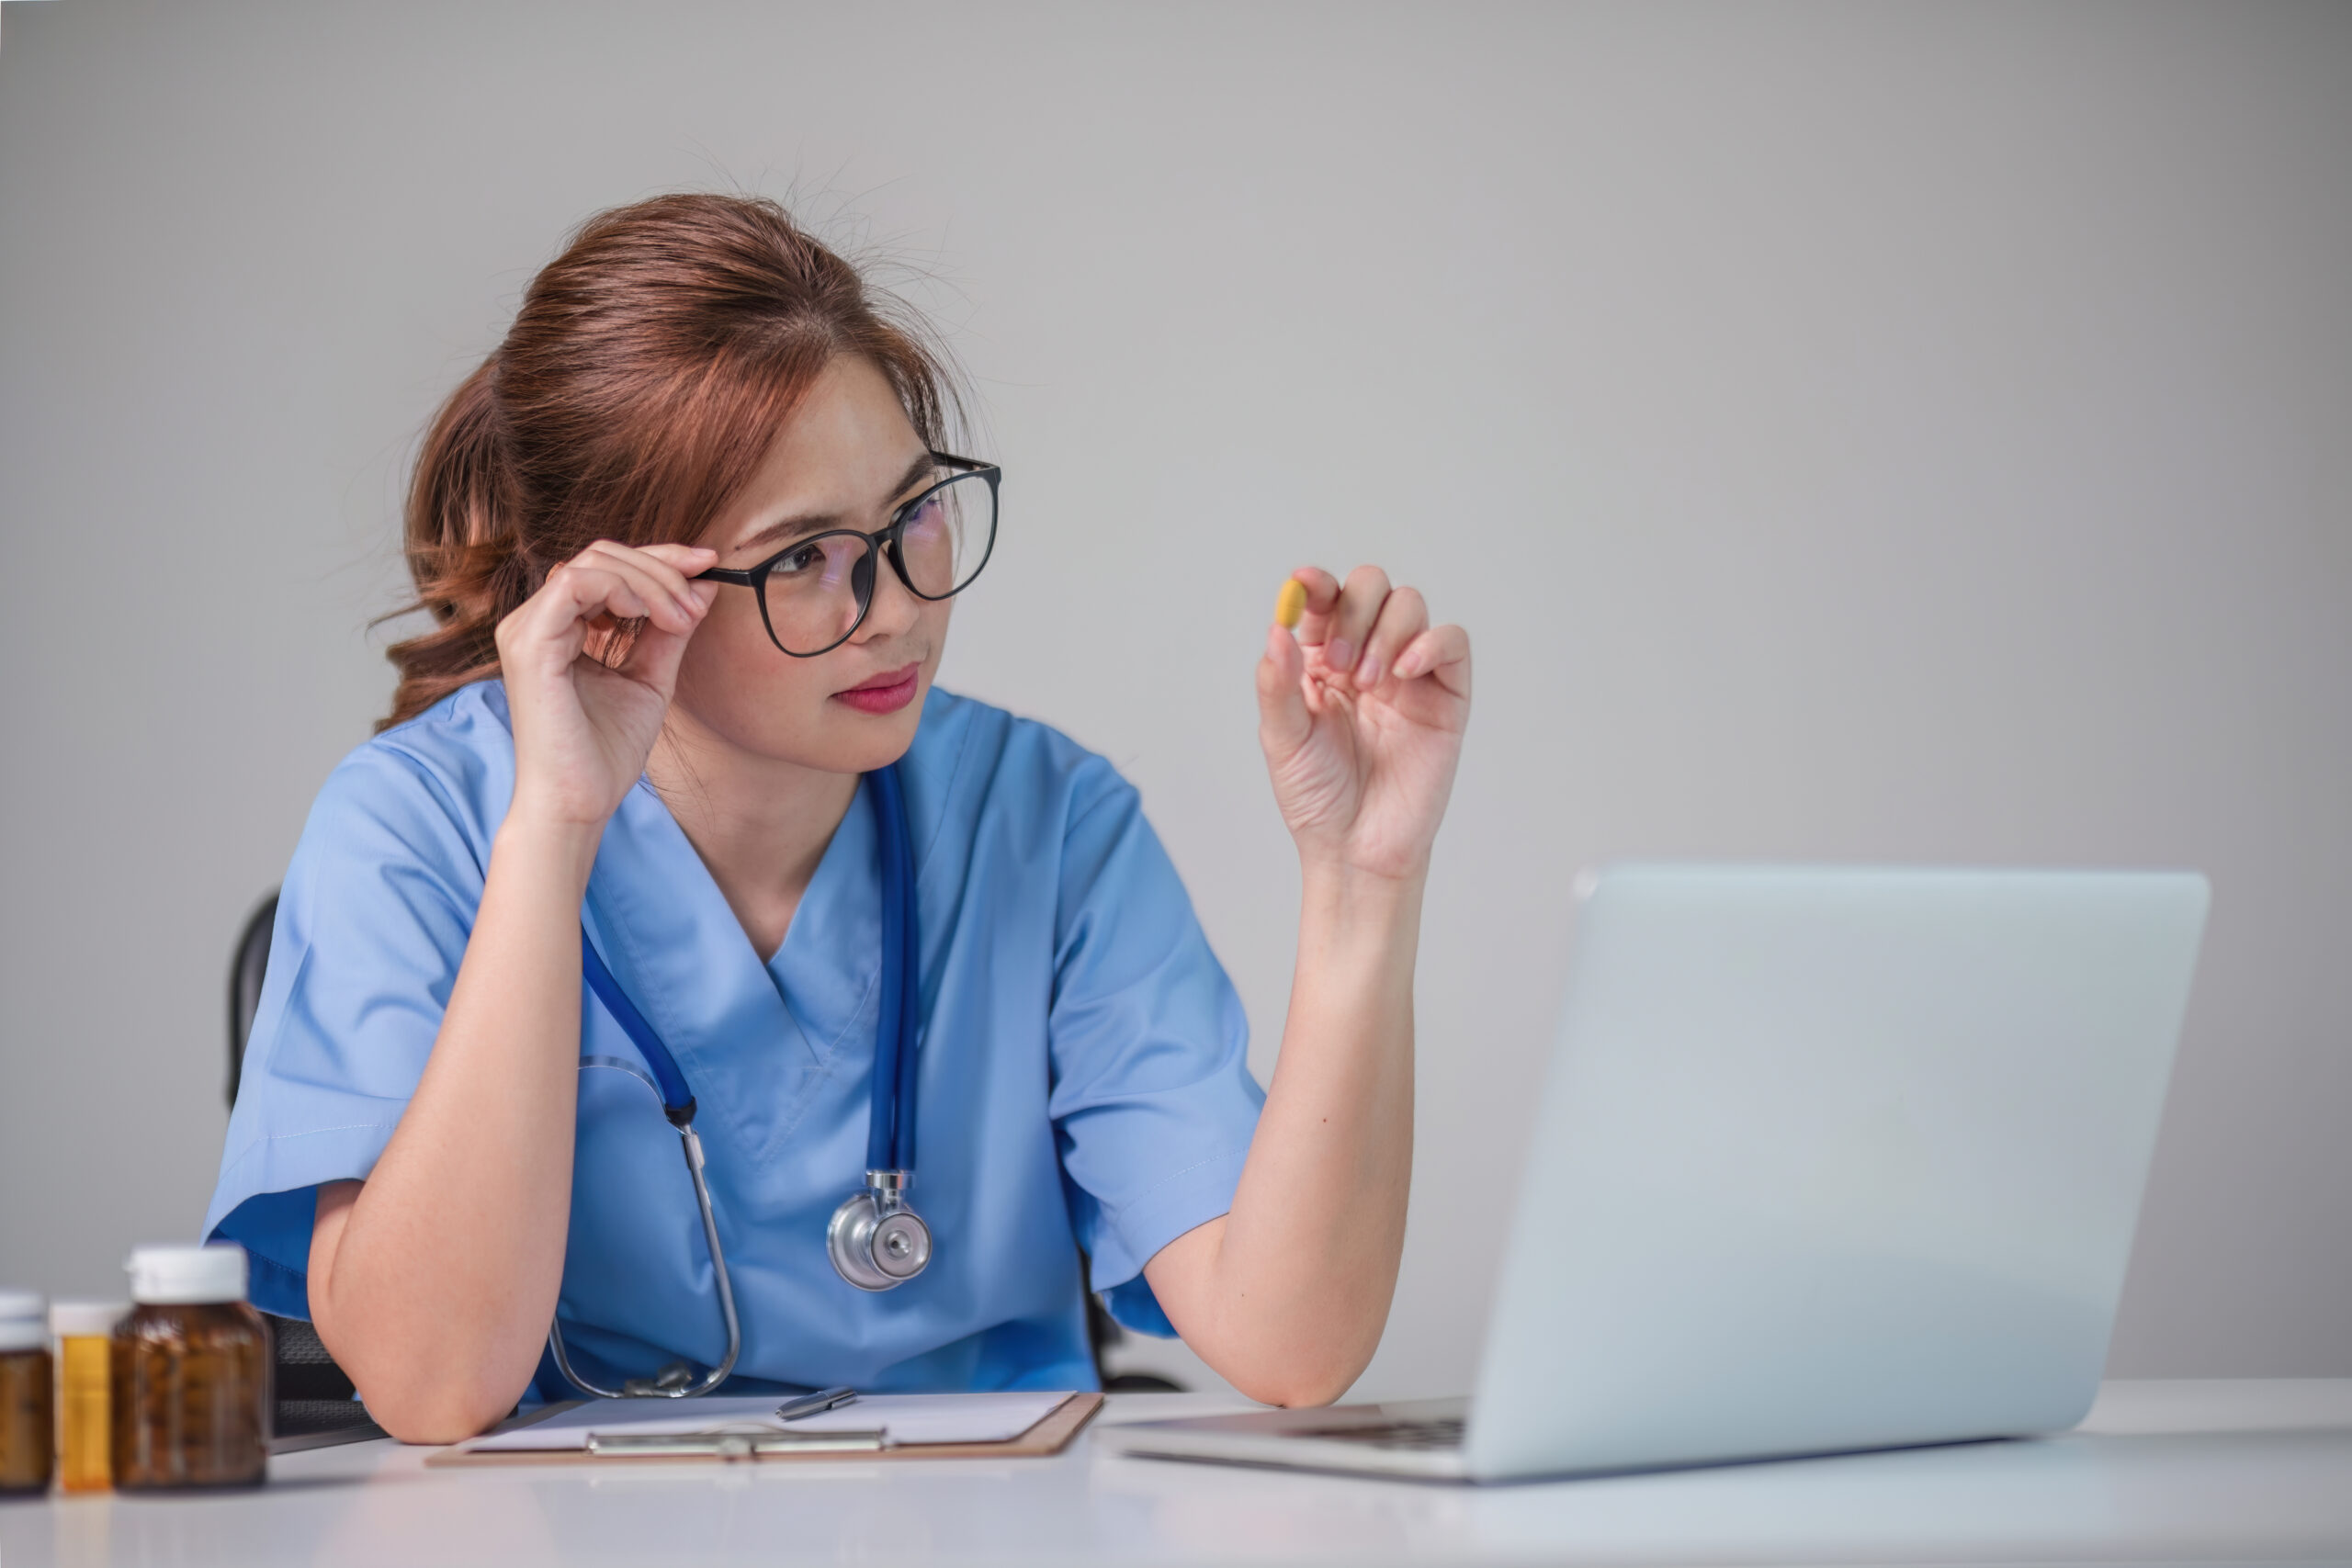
[1102,865,2210,1483]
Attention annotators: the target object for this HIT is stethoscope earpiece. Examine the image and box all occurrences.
[826,1170,933,1292]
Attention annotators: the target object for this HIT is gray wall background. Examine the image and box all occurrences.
[2,1,2346,1397]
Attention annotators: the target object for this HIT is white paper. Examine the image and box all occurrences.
[467,1391,1071,1451]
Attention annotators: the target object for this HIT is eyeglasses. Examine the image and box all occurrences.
[694,452,1000,657]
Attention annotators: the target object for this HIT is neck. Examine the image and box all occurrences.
[646,712,863,964]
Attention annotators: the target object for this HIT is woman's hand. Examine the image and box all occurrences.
[1255,566,1472,883]
[1150,569,1468,1404]
[322,538,716,1442]
[495,541,718,828]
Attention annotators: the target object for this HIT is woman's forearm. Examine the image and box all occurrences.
[308,813,601,1441]
[1149,863,1422,1405]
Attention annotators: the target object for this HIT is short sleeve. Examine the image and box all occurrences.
[201,743,489,1318]
[1048,772,1265,1335]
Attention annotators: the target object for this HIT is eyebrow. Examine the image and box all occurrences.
[730,453,939,557]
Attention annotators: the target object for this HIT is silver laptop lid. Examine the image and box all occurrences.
[1465,866,2208,1481]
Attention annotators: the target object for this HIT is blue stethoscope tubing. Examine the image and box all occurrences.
[869,762,919,1175]
[547,764,926,1400]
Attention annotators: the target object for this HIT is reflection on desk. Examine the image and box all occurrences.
[3,1381,2347,1567]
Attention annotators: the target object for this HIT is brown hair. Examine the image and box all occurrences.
[381,193,958,728]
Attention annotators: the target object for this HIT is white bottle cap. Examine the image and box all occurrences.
[0,1289,46,1352]
[51,1300,130,1337]
[125,1245,248,1305]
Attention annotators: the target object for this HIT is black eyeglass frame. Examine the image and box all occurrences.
[692,451,1001,659]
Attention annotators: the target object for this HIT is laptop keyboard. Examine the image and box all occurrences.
[1291,1416,1465,1451]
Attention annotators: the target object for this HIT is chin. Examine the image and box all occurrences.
[807,694,926,773]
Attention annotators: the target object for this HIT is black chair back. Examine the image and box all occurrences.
[226,893,277,1111]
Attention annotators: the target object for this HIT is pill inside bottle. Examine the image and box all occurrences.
[0,1290,52,1495]
[51,1300,128,1492]
[113,1245,270,1491]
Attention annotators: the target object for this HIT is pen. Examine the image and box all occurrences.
[775,1385,858,1421]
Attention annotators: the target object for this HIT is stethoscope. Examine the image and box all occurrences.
[547,763,931,1400]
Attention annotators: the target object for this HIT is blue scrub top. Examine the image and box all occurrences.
[203,681,1264,1396]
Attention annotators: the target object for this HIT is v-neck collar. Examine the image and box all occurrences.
[582,773,883,1161]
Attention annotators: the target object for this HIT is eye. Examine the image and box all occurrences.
[767,541,828,580]
[900,493,944,537]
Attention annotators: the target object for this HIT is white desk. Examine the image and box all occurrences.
[5,1381,2347,1566]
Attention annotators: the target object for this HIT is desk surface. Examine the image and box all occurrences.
[4,1380,2347,1566]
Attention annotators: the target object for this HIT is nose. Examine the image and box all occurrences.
[853,537,922,643]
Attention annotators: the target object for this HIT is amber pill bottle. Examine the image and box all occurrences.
[0,1290,54,1494]
[112,1246,270,1490]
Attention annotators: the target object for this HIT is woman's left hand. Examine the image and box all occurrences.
[1256,566,1472,883]
[1152,565,1466,1404]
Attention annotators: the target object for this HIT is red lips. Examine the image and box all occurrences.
[833,662,922,716]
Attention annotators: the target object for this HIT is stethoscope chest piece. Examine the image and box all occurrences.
[828,1169,932,1292]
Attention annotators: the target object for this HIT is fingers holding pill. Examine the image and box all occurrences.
[1269,564,1464,702]
[1284,568,1344,648]
[1253,562,1474,884]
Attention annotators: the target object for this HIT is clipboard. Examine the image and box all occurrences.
[425,1391,1103,1467]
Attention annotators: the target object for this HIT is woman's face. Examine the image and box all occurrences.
[668,355,954,775]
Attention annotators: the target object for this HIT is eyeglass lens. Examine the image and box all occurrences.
[760,469,994,655]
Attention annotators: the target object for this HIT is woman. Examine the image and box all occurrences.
[205,194,1470,1442]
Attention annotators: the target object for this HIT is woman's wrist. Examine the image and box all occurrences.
[1298,852,1428,912]
[1295,856,1426,977]
[492,809,606,890]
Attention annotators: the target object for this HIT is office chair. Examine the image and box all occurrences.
[225,894,276,1110]
[1086,1288,1185,1394]
[229,892,1177,1406]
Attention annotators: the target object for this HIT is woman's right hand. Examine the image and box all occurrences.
[323,536,718,1439]
[494,541,718,828]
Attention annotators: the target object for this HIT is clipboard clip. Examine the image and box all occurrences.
[584,1427,888,1461]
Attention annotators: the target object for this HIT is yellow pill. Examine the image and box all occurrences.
[1273,579,1307,630]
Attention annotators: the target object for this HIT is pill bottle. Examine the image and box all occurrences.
[51,1301,128,1492]
[112,1246,270,1490]
[0,1290,53,1494]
